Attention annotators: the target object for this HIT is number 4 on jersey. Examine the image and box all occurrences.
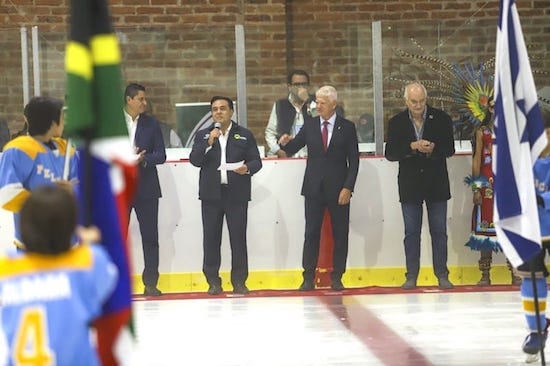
[13,307,54,366]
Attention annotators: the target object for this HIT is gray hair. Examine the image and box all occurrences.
[316,85,338,102]
[403,82,427,100]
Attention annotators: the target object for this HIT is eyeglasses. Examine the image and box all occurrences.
[290,82,309,87]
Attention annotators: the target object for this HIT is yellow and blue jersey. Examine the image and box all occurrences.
[0,136,79,248]
[0,244,117,366]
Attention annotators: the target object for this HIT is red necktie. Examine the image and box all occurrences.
[322,120,329,151]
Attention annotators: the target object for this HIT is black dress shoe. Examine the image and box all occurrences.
[331,279,345,291]
[438,278,454,290]
[143,286,162,297]
[298,280,315,291]
[207,284,223,295]
[233,284,250,295]
[401,279,417,290]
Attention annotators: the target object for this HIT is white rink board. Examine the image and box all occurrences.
[0,155,494,275]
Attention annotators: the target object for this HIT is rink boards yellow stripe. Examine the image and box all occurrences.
[131,264,533,294]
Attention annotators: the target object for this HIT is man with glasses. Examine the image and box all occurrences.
[385,82,455,290]
[265,70,315,158]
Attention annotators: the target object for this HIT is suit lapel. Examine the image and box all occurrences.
[423,107,435,136]
[403,112,417,141]
[327,117,342,152]
[133,119,141,147]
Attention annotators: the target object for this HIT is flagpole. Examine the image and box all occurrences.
[82,132,93,227]
[62,138,71,180]
[530,265,546,365]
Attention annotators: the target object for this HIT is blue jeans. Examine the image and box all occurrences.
[401,200,449,281]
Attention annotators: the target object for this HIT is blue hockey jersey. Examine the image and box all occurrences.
[0,136,78,248]
[0,244,117,366]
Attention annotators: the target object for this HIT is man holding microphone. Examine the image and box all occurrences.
[190,96,262,295]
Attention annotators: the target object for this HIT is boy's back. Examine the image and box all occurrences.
[0,244,116,366]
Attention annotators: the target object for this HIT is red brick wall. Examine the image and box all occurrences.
[1,0,549,144]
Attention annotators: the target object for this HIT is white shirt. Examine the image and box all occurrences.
[218,123,232,184]
[321,113,336,148]
[124,110,138,147]
[205,123,233,184]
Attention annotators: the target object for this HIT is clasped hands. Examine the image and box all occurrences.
[411,139,434,154]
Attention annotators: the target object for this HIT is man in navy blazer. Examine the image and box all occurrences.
[190,96,262,295]
[385,82,455,290]
[279,85,359,291]
[124,83,166,296]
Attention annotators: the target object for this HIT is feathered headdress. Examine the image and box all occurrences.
[449,63,494,139]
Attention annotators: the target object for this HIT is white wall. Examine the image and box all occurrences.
[128,154,492,276]
[0,154,494,274]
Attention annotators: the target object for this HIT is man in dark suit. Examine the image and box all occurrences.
[124,83,166,296]
[385,82,455,290]
[279,85,359,291]
[190,96,262,295]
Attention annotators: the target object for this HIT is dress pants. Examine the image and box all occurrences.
[401,200,449,281]
[132,197,160,287]
[302,185,350,282]
[201,186,249,287]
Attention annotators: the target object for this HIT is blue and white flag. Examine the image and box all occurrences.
[493,0,548,268]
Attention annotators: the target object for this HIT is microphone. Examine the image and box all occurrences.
[210,122,222,143]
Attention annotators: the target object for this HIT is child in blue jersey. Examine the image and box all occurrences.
[0,96,79,249]
[515,108,550,360]
[0,185,117,366]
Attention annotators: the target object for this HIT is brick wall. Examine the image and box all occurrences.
[1,0,549,145]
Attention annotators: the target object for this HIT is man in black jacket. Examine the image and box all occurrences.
[190,96,262,295]
[385,82,455,290]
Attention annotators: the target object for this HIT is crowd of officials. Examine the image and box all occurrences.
[1,74,549,364]
[0,76,525,295]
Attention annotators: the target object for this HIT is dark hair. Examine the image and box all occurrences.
[210,96,234,110]
[20,185,77,255]
[124,83,146,100]
[287,69,309,85]
[24,97,63,136]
